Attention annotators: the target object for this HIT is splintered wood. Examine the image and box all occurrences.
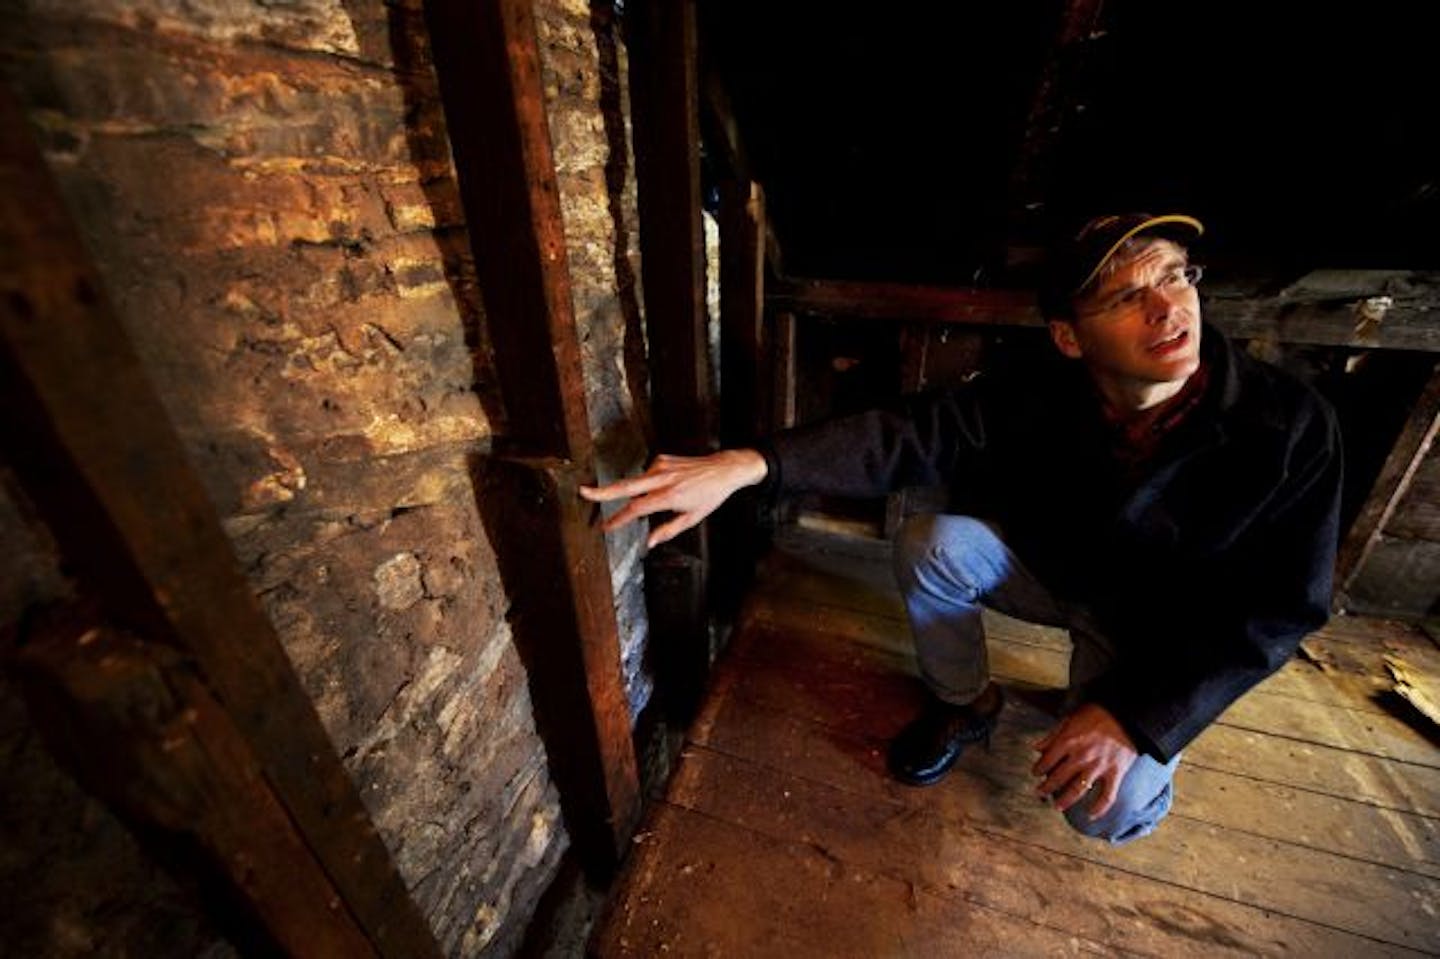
[592,531,1440,957]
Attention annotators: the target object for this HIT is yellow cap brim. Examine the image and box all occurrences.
[1076,214,1204,293]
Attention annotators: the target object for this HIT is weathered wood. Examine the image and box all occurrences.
[700,70,784,278]
[699,642,1440,952]
[476,457,640,876]
[423,0,592,465]
[672,744,1425,958]
[422,0,642,877]
[627,0,712,455]
[1175,762,1440,880]
[1345,537,1440,621]
[1389,451,1440,541]
[1188,723,1440,820]
[0,84,440,958]
[772,310,799,431]
[9,608,377,957]
[594,800,1123,958]
[769,277,1043,327]
[730,621,1440,819]
[768,275,1440,351]
[1338,360,1440,591]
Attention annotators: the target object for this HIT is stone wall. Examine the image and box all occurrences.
[1,0,652,954]
[535,0,654,719]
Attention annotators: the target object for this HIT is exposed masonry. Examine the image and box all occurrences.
[0,0,655,954]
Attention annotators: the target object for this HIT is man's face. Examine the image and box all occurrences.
[1050,238,1203,403]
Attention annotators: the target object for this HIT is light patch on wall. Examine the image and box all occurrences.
[374,552,425,611]
[31,0,361,56]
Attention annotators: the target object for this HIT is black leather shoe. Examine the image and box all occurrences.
[887,685,1005,786]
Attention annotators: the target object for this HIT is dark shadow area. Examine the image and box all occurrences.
[373,0,510,438]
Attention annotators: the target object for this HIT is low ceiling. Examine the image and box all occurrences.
[697,0,1438,287]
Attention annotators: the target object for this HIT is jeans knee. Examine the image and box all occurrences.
[1064,780,1174,846]
[892,514,998,585]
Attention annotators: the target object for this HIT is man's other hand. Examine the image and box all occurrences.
[578,449,768,548]
[1031,702,1138,819]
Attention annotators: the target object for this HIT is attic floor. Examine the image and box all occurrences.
[592,527,1440,957]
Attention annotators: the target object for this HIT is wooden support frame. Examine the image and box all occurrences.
[768,276,1440,352]
[719,179,768,448]
[1337,360,1440,594]
[422,0,640,876]
[626,0,716,725]
[0,84,440,958]
[11,606,379,957]
[627,0,713,455]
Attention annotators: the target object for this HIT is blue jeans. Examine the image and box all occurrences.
[893,513,1179,845]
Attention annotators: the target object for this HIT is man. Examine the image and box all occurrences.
[580,213,1342,844]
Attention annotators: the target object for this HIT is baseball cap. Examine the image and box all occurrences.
[1039,213,1204,318]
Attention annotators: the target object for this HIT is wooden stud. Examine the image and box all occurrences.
[719,179,768,448]
[422,0,640,876]
[627,0,713,455]
[772,311,799,431]
[475,458,641,874]
[0,84,440,958]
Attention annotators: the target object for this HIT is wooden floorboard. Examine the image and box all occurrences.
[594,536,1440,957]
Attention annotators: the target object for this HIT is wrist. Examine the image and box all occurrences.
[726,448,769,487]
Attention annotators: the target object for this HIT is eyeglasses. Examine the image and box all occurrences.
[1078,264,1203,316]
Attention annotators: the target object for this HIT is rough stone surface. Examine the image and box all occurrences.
[0,0,661,953]
[536,0,655,718]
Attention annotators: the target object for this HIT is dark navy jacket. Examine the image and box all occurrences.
[759,326,1342,761]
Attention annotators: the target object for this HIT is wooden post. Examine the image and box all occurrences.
[627,0,713,454]
[627,0,715,724]
[0,84,440,958]
[719,179,768,448]
[422,0,640,876]
[772,311,799,432]
[712,179,769,618]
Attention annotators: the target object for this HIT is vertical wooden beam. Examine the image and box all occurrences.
[1338,360,1440,595]
[0,84,440,958]
[772,311,799,431]
[422,0,640,875]
[627,0,712,455]
[627,0,716,725]
[712,179,768,621]
[701,69,785,278]
[719,179,767,448]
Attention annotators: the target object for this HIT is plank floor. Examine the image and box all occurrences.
[593,529,1440,958]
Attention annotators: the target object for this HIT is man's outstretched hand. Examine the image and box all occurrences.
[578,448,769,548]
[1032,702,1138,819]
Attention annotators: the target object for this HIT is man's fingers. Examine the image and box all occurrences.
[1087,775,1120,820]
[579,471,674,502]
[599,493,673,533]
[647,511,700,548]
[1051,772,1096,813]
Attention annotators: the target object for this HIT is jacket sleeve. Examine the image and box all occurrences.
[1091,396,1343,762]
[756,383,992,499]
